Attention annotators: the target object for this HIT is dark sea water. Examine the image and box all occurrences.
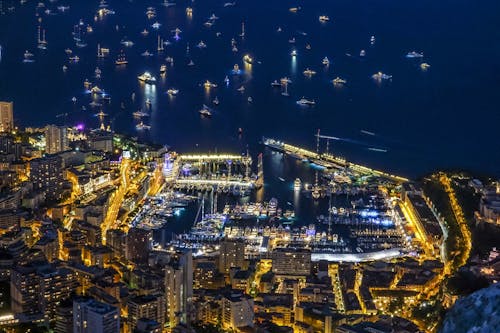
[1,0,499,182]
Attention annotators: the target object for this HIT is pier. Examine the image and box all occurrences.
[263,137,409,183]
[168,153,259,193]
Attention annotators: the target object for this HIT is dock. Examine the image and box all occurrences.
[263,137,409,183]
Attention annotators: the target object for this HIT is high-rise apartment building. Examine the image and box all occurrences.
[0,101,13,132]
[218,238,245,274]
[45,125,68,154]
[73,297,120,333]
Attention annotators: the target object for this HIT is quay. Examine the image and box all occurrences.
[262,137,409,183]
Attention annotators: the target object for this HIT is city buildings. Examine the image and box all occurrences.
[45,124,69,154]
[73,297,120,333]
[218,238,245,274]
[29,154,65,201]
[0,101,14,132]
[165,250,193,327]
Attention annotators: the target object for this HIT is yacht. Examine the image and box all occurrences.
[94,67,102,78]
[322,57,330,65]
[167,88,179,95]
[294,178,302,191]
[312,186,321,199]
[162,0,176,7]
[232,45,238,52]
[204,80,217,88]
[303,68,316,76]
[94,110,107,117]
[151,22,161,30]
[186,7,193,15]
[166,57,174,64]
[296,97,316,106]
[420,62,431,70]
[65,48,73,55]
[141,29,149,36]
[145,99,152,107]
[319,15,330,22]
[62,65,68,71]
[223,2,236,7]
[197,41,207,48]
[204,21,214,28]
[133,109,149,118]
[360,49,366,57]
[291,49,297,57]
[23,51,35,63]
[136,122,151,130]
[247,97,253,103]
[289,7,300,13]
[370,35,376,45]
[69,55,80,63]
[372,72,392,80]
[406,51,424,58]
[160,65,167,73]
[305,44,311,50]
[280,77,292,84]
[212,97,220,105]
[224,76,230,85]
[332,77,347,85]
[237,86,245,92]
[271,80,281,87]
[115,51,128,65]
[146,7,156,18]
[289,37,296,44]
[209,14,219,20]
[187,60,195,66]
[138,72,157,84]
[83,79,92,89]
[231,64,241,74]
[199,105,212,117]
[90,86,102,94]
[141,50,153,57]
[121,39,134,47]
[243,54,253,64]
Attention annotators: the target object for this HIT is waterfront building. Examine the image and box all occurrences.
[45,125,69,154]
[73,297,120,333]
[0,101,13,132]
[218,238,245,274]
[272,248,311,276]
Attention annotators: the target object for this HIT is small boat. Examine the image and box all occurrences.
[62,65,68,71]
[243,54,253,64]
[360,49,366,57]
[160,64,167,73]
[322,57,330,65]
[91,86,102,94]
[151,22,161,29]
[64,48,73,55]
[280,77,292,84]
[167,88,179,95]
[204,80,217,88]
[278,177,285,182]
[197,41,207,48]
[121,39,134,47]
[237,86,245,92]
[224,76,230,85]
[406,51,424,58]
[303,68,316,76]
[291,50,297,57]
[94,67,102,78]
[23,50,35,63]
[187,60,195,66]
[133,109,149,118]
[223,2,236,7]
[271,80,281,87]
[145,99,152,107]
[141,50,153,57]
[186,7,193,15]
[296,97,316,106]
[372,72,392,81]
[319,15,330,22]
[420,62,431,70]
[69,55,80,63]
[289,37,296,44]
[247,97,253,103]
[136,121,151,130]
[305,44,311,50]
[213,97,220,105]
[115,51,128,65]
[166,57,174,64]
[289,7,300,13]
[138,72,157,84]
[294,178,301,191]
[199,105,212,117]
[231,64,241,74]
[332,77,347,85]
[141,29,149,36]
[209,13,219,20]
[370,35,376,45]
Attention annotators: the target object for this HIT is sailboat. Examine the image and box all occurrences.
[157,36,164,52]
[37,26,48,49]
[239,21,245,38]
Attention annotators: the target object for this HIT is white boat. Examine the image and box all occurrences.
[370,35,376,45]
[209,14,219,20]
[420,62,431,70]
[141,50,153,57]
[360,49,366,57]
[69,55,80,62]
[223,2,236,7]
[332,77,347,85]
[224,76,230,85]
[303,68,316,76]
[243,54,253,64]
[247,97,253,103]
[133,109,149,118]
[23,51,35,63]
[280,77,292,84]
[204,80,217,88]
[121,39,134,47]
[213,97,220,105]
[197,41,207,48]
[167,88,179,95]
[136,121,151,130]
[187,60,195,66]
[237,86,245,92]
[291,50,297,57]
[199,105,212,117]
[372,72,392,81]
[141,29,149,36]
[162,0,176,7]
[296,97,315,106]
[160,65,167,73]
[271,80,281,87]
[138,72,157,84]
[406,51,424,58]
[319,15,330,22]
[151,22,161,29]
[294,178,302,191]
[322,57,330,65]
